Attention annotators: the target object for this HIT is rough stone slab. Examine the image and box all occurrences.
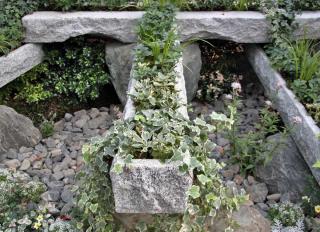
[105,42,201,105]
[0,44,44,88]
[246,45,320,186]
[110,159,193,214]
[23,11,320,43]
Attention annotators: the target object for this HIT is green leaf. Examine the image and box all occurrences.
[89,203,98,213]
[206,193,217,202]
[313,161,320,169]
[187,185,200,199]
[197,174,211,185]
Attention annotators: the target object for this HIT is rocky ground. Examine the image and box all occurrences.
[0,74,316,231]
[190,75,279,218]
[0,105,122,216]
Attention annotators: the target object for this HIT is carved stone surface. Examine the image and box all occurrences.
[110,159,193,214]
[23,11,320,43]
[246,45,320,187]
[0,44,44,88]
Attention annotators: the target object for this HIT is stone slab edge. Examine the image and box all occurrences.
[246,45,320,186]
[0,44,44,88]
[22,11,320,43]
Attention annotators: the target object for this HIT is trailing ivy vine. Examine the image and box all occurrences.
[75,2,246,232]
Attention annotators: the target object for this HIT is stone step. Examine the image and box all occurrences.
[22,11,320,44]
[111,43,192,214]
[0,44,44,88]
[246,45,320,187]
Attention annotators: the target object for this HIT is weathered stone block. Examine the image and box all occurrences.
[0,44,44,88]
[246,45,320,186]
[110,159,193,214]
[22,11,320,43]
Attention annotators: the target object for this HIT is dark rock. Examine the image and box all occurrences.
[256,133,315,202]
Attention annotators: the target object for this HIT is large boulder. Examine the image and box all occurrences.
[255,133,313,202]
[105,42,201,105]
[0,105,41,154]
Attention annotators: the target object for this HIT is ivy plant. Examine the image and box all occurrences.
[75,3,246,232]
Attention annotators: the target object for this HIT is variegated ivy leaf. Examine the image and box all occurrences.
[194,117,207,127]
[197,174,211,185]
[206,193,217,202]
[187,185,200,199]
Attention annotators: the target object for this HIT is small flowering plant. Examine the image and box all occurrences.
[268,202,305,229]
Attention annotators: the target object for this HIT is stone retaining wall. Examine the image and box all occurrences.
[22,11,320,43]
[0,44,44,88]
[246,45,320,186]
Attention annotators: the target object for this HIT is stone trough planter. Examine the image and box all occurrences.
[0,44,44,88]
[110,50,192,214]
[246,45,320,186]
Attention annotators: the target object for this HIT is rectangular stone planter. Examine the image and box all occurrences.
[22,11,320,44]
[246,45,320,186]
[110,50,192,214]
[0,44,44,88]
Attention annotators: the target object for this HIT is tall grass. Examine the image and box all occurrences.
[287,38,320,81]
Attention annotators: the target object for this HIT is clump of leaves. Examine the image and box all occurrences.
[0,169,46,230]
[262,0,296,71]
[229,100,286,175]
[45,37,109,102]
[287,39,320,81]
[0,0,40,55]
[40,120,54,138]
[268,202,304,227]
[0,37,109,105]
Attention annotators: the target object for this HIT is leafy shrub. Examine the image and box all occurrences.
[44,38,109,102]
[0,37,109,105]
[0,0,39,55]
